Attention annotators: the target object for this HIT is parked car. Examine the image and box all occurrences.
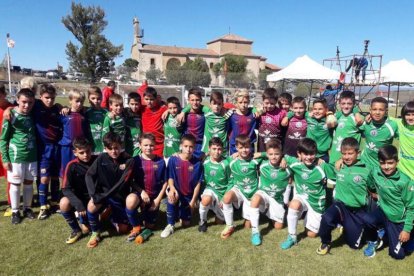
[100,77,112,84]
[46,70,59,79]
[127,79,141,85]
[33,71,46,77]
[22,68,32,75]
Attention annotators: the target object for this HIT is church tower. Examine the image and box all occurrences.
[131,17,143,79]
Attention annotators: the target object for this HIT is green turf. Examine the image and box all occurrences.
[0,180,412,275]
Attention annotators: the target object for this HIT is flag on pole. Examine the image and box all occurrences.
[6,33,15,48]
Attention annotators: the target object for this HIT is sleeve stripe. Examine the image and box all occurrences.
[384,122,395,137]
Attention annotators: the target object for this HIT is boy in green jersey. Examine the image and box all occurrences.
[0,89,37,224]
[359,97,398,169]
[220,134,263,239]
[363,145,414,259]
[102,94,127,150]
[317,138,371,255]
[163,97,183,161]
[124,92,142,157]
[85,86,107,154]
[249,139,291,246]
[198,137,231,233]
[329,91,364,164]
[280,138,332,250]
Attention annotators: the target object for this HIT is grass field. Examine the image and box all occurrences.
[0,180,413,276]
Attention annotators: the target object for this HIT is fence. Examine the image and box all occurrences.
[116,84,185,106]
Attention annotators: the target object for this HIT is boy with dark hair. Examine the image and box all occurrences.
[278,92,293,112]
[249,139,291,246]
[363,145,414,259]
[317,137,371,255]
[360,97,398,169]
[85,86,107,154]
[163,96,183,160]
[198,137,231,232]
[161,134,203,238]
[183,88,205,158]
[85,132,141,248]
[101,80,116,110]
[133,133,167,232]
[60,138,96,244]
[142,87,167,157]
[102,94,127,149]
[0,89,37,224]
[125,92,142,157]
[280,138,332,249]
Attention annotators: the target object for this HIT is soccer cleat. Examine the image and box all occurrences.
[280,234,297,250]
[160,224,174,238]
[376,228,385,250]
[337,224,344,235]
[126,226,142,242]
[251,232,262,246]
[364,241,377,258]
[23,208,35,219]
[4,207,12,217]
[316,243,331,255]
[38,207,51,220]
[11,212,21,224]
[66,231,82,244]
[220,225,235,239]
[87,232,101,248]
[198,220,208,233]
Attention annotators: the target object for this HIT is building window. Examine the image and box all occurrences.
[150,58,155,65]
[210,62,214,69]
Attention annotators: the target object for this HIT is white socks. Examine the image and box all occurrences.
[287,208,300,237]
[10,184,20,212]
[250,207,260,233]
[199,203,208,222]
[283,185,292,205]
[23,184,33,209]
[223,203,234,226]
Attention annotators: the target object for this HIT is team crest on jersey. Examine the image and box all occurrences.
[23,119,32,128]
[370,129,378,137]
[338,122,345,129]
[323,124,328,130]
[188,165,194,172]
[265,117,272,124]
[241,166,248,173]
[271,171,278,178]
[295,122,302,128]
[41,168,47,174]
[210,170,217,176]
[119,164,126,170]
[353,175,362,183]
[247,119,251,123]
[153,164,158,170]
[215,118,220,123]
[301,172,310,180]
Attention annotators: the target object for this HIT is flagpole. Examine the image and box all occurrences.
[6,33,12,95]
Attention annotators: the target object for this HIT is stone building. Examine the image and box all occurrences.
[130,17,280,85]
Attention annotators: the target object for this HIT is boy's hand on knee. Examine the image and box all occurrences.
[141,191,150,204]
[399,231,410,243]
[149,199,160,211]
[79,210,86,217]
[167,188,178,203]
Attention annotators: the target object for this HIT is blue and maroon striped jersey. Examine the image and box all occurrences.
[184,112,205,143]
[59,111,90,146]
[33,99,62,144]
[167,155,203,196]
[229,110,257,153]
[133,155,166,199]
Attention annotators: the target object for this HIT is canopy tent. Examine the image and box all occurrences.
[266,55,341,82]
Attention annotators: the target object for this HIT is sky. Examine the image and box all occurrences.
[1,0,413,71]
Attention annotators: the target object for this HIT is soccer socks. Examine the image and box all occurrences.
[6,181,11,205]
[38,182,49,207]
[61,211,81,232]
[87,210,101,232]
[223,203,234,226]
[125,208,140,227]
[250,207,260,233]
[166,202,176,226]
[283,185,292,205]
[287,208,300,237]
[199,203,208,222]
[10,184,20,212]
[23,184,33,209]
[50,179,60,202]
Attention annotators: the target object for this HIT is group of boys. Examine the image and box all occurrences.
[0,82,413,260]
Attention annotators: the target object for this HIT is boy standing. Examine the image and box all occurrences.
[363,145,414,259]
[125,92,142,157]
[163,97,183,160]
[85,86,107,154]
[183,88,205,159]
[85,132,141,248]
[199,137,231,232]
[102,94,127,149]
[101,80,116,110]
[60,138,96,244]
[161,134,203,238]
[0,89,37,224]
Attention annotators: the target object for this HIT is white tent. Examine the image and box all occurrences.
[377,59,414,84]
[266,55,341,82]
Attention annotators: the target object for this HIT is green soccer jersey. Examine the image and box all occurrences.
[368,167,414,232]
[327,161,370,208]
[203,156,231,200]
[163,114,183,157]
[85,108,107,153]
[259,160,291,204]
[305,114,333,157]
[285,155,328,213]
[102,114,127,147]
[229,157,263,199]
[0,109,37,163]
[393,118,414,179]
[360,118,398,168]
[125,112,142,157]
[201,108,232,155]
[330,112,362,163]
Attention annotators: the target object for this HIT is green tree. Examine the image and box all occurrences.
[123,58,138,78]
[166,57,211,88]
[145,66,163,83]
[214,54,248,87]
[258,68,272,89]
[62,2,123,82]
